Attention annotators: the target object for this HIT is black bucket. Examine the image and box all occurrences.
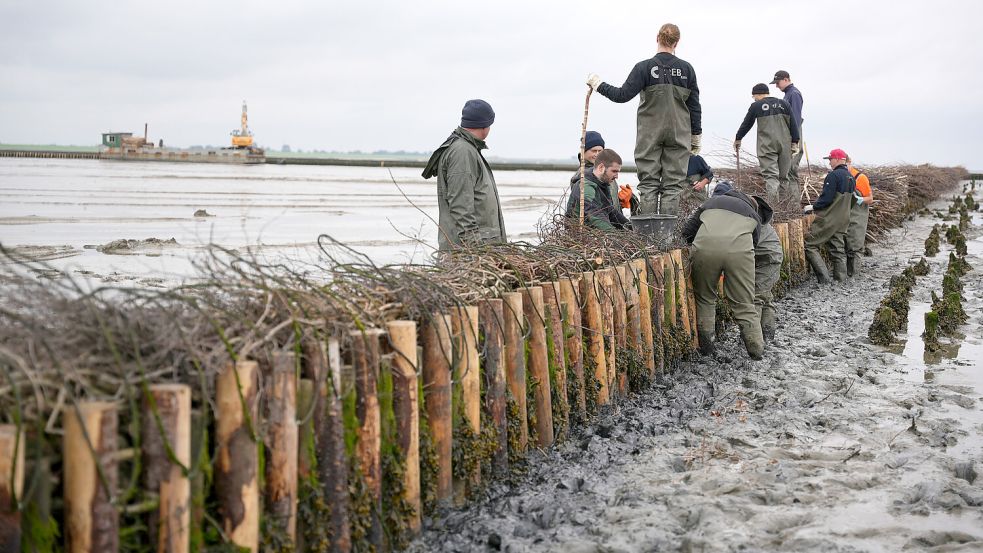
[631,213,676,242]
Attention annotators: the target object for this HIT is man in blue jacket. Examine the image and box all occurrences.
[803,149,856,282]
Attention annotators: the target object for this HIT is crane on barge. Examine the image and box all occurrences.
[230,100,254,148]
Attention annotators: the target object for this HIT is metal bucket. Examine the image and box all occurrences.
[631,213,676,242]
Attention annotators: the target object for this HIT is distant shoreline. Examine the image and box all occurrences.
[0,144,639,173]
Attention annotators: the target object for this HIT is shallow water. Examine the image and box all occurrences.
[0,157,618,284]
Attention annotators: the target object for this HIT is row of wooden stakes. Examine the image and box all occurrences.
[0,217,815,553]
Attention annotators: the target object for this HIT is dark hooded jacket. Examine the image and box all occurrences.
[565,169,631,230]
[752,195,784,265]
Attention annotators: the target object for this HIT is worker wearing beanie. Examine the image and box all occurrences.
[845,155,873,276]
[803,149,856,282]
[734,83,800,207]
[423,99,507,251]
[585,23,701,217]
[681,180,765,360]
[570,131,638,215]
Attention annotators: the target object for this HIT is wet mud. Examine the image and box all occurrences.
[412,191,983,553]
[90,237,180,255]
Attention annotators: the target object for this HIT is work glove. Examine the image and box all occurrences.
[691,134,702,154]
[791,142,800,156]
[618,184,634,209]
[803,205,814,214]
[733,139,742,152]
[854,192,864,206]
[586,74,602,91]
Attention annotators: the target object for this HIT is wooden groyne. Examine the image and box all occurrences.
[0,149,99,160]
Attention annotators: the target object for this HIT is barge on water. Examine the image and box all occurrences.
[99,101,265,165]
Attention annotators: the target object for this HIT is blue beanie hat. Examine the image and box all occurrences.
[710,178,733,197]
[461,99,495,129]
[584,130,605,151]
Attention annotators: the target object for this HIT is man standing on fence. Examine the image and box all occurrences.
[423,99,507,251]
[586,23,702,217]
[772,70,804,197]
[681,181,764,360]
[803,148,856,282]
[846,155,873,276]
[734,83,800,206]
[565,149,632,231]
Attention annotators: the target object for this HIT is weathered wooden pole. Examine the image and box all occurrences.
[520,286,554,448]
[502,292,528,452]
[670,249,693,346]
[558,277,586,418]
[647,256,666,373]
[350,329,384,550]
[266,352,299,543]
[0,425,24,552]
[142,384,191,553]
[307,337,351,553]
[542,281,569,441]
[296,378,315,480]
[63,401,118,553]
[598,269,618,398]
[631,259,656,374]
[422,314,453,505]
[477,299,508,475]
[386,320,422,536]
[451,305,481,502]
[679,249,700,351]
[216,360,260,552]
[612,266,630,395]
[661,254,677,330]
[580,271,608,406]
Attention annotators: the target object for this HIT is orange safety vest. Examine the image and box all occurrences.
[849,166,872,199]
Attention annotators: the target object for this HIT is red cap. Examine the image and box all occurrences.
[823,148,848,160]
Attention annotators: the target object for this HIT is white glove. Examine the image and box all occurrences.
[803,204,814,214]
[691,134,702,154]
[733,139,742,152]
[791,142,800,156]
[586,74,602,91]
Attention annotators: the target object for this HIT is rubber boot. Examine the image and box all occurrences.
[740,330,764,360]
[805,249,831,284]
[698,330,716,356]
[832,259,848,282]
[761,310,776,343]
[846,255,858,277]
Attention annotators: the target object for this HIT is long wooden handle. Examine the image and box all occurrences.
[579,85,593,225]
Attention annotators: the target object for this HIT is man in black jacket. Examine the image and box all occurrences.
[804,148,856,282]
[681,185,764,359]
[734,83,800,206]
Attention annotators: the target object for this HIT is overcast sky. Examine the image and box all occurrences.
[1,0,981,168]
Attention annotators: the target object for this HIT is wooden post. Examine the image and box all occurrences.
[670,249,693,347]
[142,384,191,553]
[478,299,508,475]
[520,286,554,448]
[63,401,118,553]
[614,266,631,395]
[296,379,315,480]
[662,254,677,330]
[0,425,24,553]
[386,320,421,536]
[502,292,528,452]
[307,338,350,553]
[598,269,618,398]
[266,352,298,543]
[350,329,383,550]
[422,314,453,504]
[648,256,666,373]
[791,217,807,275]
[542,281,569,441]
[559,277,586,418]
[216,360,259,552]
[451,305,481,501]
[680,249,700,351]
[580,271,608,406]
[631,259,656,374]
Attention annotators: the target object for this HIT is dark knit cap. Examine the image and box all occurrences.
[752,83,770,95]
[461,99,495,129]
[584,130,605,151]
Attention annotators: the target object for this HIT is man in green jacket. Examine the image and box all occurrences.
[565,149,631,230]
[422,99,507,251]
[804,148,856,282]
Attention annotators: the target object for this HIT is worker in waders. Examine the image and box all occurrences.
[684,153,714,205]
[586,23,701,218]
[846,155,873,277]
[565,149,632,231]
[712,180,783,342]
[772,70,804,196]
[803,149,856,282]
[681,182,764,360]
[422,99,507,251]
[734,84,800,207]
